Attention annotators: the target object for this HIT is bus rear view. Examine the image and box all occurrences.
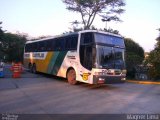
[79,31,126,84]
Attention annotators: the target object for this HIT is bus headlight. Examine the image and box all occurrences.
[121,77,126,81]
[122,70,127,74]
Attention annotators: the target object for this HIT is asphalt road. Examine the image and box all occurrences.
[0,65,160,115]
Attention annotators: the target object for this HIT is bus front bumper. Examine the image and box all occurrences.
[93,75,126,84]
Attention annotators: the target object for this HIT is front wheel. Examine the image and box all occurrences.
[67,69,78,85]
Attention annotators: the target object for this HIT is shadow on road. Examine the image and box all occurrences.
[1,64,122,91]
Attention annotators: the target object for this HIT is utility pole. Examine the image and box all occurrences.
[102,17,111,30]
[70,20,80,31]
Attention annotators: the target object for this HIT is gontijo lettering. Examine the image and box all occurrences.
[24,52,47,60]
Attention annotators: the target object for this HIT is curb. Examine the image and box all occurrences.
[126,80,160,85]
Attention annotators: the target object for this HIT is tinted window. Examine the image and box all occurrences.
[95,34,113,45]
[81,32,93,45]
[71,35,78,50]
[80,32,94,70]
[25,34,78,52]
[34,42,39,52]
[114,48,125,69]
[97,46,114,69]
[25,44,29,52]
[38,41,46,51]
[112,36,125,47]
[94,33,125,48]
[80,45,93,70]
[54,38,65,51]
[65,35,78,50]
[46,39,53,51]
[65,37,72,50]
[96,45,125,69]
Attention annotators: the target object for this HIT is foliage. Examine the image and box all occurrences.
[103,28,120,34]
[65,25,120,35]
[124,38,144,78]
[31,35,52,41]
[0,32,27,62]
[0,22,3,37]
[0,22,5,60]
[62,0,125,29]
[146,31,160,79]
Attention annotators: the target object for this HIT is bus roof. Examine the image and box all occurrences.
[78,30,122,38]
[26,32,78,44]
[26,30,122,44]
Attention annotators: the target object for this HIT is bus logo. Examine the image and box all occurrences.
[81,73,91,81]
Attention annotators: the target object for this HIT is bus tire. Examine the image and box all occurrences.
[67,68,78,85]
[32,64,37,74]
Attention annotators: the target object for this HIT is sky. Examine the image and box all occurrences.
[0,0,160,52]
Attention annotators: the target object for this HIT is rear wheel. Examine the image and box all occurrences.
[67,69,78,85]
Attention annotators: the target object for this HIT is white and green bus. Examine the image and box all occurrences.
[24,30,126,85]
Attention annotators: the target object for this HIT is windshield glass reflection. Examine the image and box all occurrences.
[96,45,125,69]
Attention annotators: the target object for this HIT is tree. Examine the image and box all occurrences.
[0,22,27,62]
[124,38,144,78]
[62,0,125,29]
[0,22,3,37]
[0,22,5,60]
[1,33,27,62]
[104,28,120,34]
[146,28,160,80]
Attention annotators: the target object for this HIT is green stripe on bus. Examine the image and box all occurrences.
[47,52,59,74]
[51,51,67,75]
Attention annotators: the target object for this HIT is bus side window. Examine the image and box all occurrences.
[65,35,78,50]
[51,39,55,51]
[65,37,71,50]
[28,43,32,52]
[25,44,30,52]
[46,40,52,51]
[33,42,38,52]
[54,38,65,51]
[81,32,93,44]
[60,38,65,51]
[38,41,46,52]
[70,36,78,50]
[80,33,94,70]
[80,45,92,70]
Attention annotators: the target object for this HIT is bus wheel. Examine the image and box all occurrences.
[32,64,37,74]
[67,69,77,85]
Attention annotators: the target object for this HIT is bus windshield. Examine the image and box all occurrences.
[95,45,125,69]
[94,33,125,69]
[80,32,125,70]
[94,33,125,48]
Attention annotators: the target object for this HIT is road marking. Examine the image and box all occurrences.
[126,80,160,85]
